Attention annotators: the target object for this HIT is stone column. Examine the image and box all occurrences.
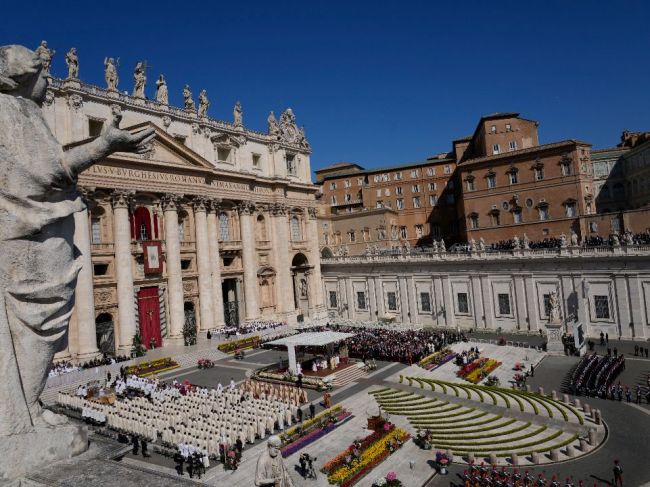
[271,203,294,316]
[192,196,215,332]
[207,200,225,328]
[238,201,260,320]
[73,191,100,359]
[161,193,185,339]
[111,190,137,353]
[306,207,324,311]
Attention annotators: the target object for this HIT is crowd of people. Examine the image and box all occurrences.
[338,326,467,364]
[455,346,481,366]
[568,352,626,397]
[208,319,287,340]
[48,354,131,378]
[57,374,312,476]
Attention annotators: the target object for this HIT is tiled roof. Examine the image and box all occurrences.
[458,139,591,166]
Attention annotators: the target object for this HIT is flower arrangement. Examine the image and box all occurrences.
[224,447,239,470]
[513,362,524,371]
[417,348,457,371]
[372,471,403,487]
[457,358,502,384]
[280,407,353,457]
[485,375,500,387]
[197,358,215,369]
[415,429,434,449]
[125,357,179,377]
[217,335,260,353]
[322,423,410,486]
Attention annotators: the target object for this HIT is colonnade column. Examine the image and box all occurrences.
[192,197,215,332]
[307,207,324,311]
[161,193,185,339]
[73,189,99,358]
[271,203,294,316]
[207,199,225,328]
[238,201,260,320]
[111,190,137,353]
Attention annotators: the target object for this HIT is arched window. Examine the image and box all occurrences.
[256,215,267,241]
[132,206,152,241]
[219,212,230,241]
[291,216,301,241]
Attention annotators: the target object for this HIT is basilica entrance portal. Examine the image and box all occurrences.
[222,278,240,328]
[137,287,162,349]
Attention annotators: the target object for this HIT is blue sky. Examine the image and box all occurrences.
[2,0,648,176]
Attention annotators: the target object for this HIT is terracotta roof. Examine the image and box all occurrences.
[458,139,591,166]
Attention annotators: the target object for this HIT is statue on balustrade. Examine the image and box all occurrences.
[133,61,147,98]
[198,89,210,118]
[155,74,168,105]
[183,84,195,111]
[104,57,119,91]
[0,44,154,476]
[65,47,78,79]
[34,40,55,74]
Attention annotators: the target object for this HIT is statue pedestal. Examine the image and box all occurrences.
[0,423,88,481]
[545,323,565,356]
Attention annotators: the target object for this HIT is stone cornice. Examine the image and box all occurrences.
[48,78,311,155]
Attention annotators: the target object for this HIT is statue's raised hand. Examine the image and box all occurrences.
[102,106,155,154]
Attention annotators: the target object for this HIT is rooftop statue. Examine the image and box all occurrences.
[198,89,210,118]
[104,57,119,91]
[133,61,146,99]
[267,111,279,138]
[155,74,168,105]
[65,47,78,79]
[0,45,154,474]
[233,100,243,127]
[183,84,195,111]
[34,40,55,74]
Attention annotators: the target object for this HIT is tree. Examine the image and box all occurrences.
[131,331,146,357]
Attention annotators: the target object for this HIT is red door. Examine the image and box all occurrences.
[138,287,161,349]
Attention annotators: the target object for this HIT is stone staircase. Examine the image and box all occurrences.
[331,364,368,387]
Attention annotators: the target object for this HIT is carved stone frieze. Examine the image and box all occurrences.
[67,93,83,110]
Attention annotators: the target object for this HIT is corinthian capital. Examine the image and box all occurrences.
[160,193,183,212]
[209,198,223,213]
[110,189,135,209]
[190,195,211,213]
[270,202,287,216]
[236,200,256,215]
[307,207,317,219]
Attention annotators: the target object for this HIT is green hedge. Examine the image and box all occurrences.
[435,429,562,452]
[432,425,547,447]
[428,419,523,439]
[410,411,489,425]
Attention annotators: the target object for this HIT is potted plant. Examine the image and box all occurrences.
[435,450,450,475]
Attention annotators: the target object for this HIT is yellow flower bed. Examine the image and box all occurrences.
[327,427,408,485]
[283,404,342,439]
[465,359,501,384]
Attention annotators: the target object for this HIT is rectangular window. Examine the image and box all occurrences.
[218,147,232,163]
[457,293,469,314]
[331,195,337,205]
[429,195,438,205]
[565,202,577,217]
[410,169,419,178]
[539,206,549,221]
[427,168,435,176]
[412,184,420,193]
[509,171,518,184]
[513,209,523,223]
[492,144,500,155]
[466,179,475,191]
[399,226,407,239]
[394,171,402,180]
[444,164,452,174]
[428,182,436,191]
[420,292,432,312]
[374,175,380,183]
[594,295,610,319]
[348,231,355,242]
[396,198,404,210]
[498,293,511,315]
[344,193,351,202]
[509,141,517,151]
[376,200,383,208]
[286,154,297,175]
[415,224,423,237]
[505,123,512,132]
[328,291,338,309]
[413,197,421,208]
[535,166,545,180]
[356,291,367,310]
[91,218,101,243]
[470,215,479,229]
[382,173,389,182]
[487,174,497,188]
[384,188,390,196]
[543,294,552,317]
[387,292,397,311]
[562,162,573,176]
[396,186,403,195]
[357,177,364,186]
[330,182,336,190]
[344,179,351,188]
[88,118,104,137]
[490,125,497,134]
[252,153,261,168]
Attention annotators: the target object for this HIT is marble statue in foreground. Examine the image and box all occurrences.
[0,44,154,480]
[255,435,295,487]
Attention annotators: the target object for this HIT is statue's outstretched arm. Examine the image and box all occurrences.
[63,111,154,178]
